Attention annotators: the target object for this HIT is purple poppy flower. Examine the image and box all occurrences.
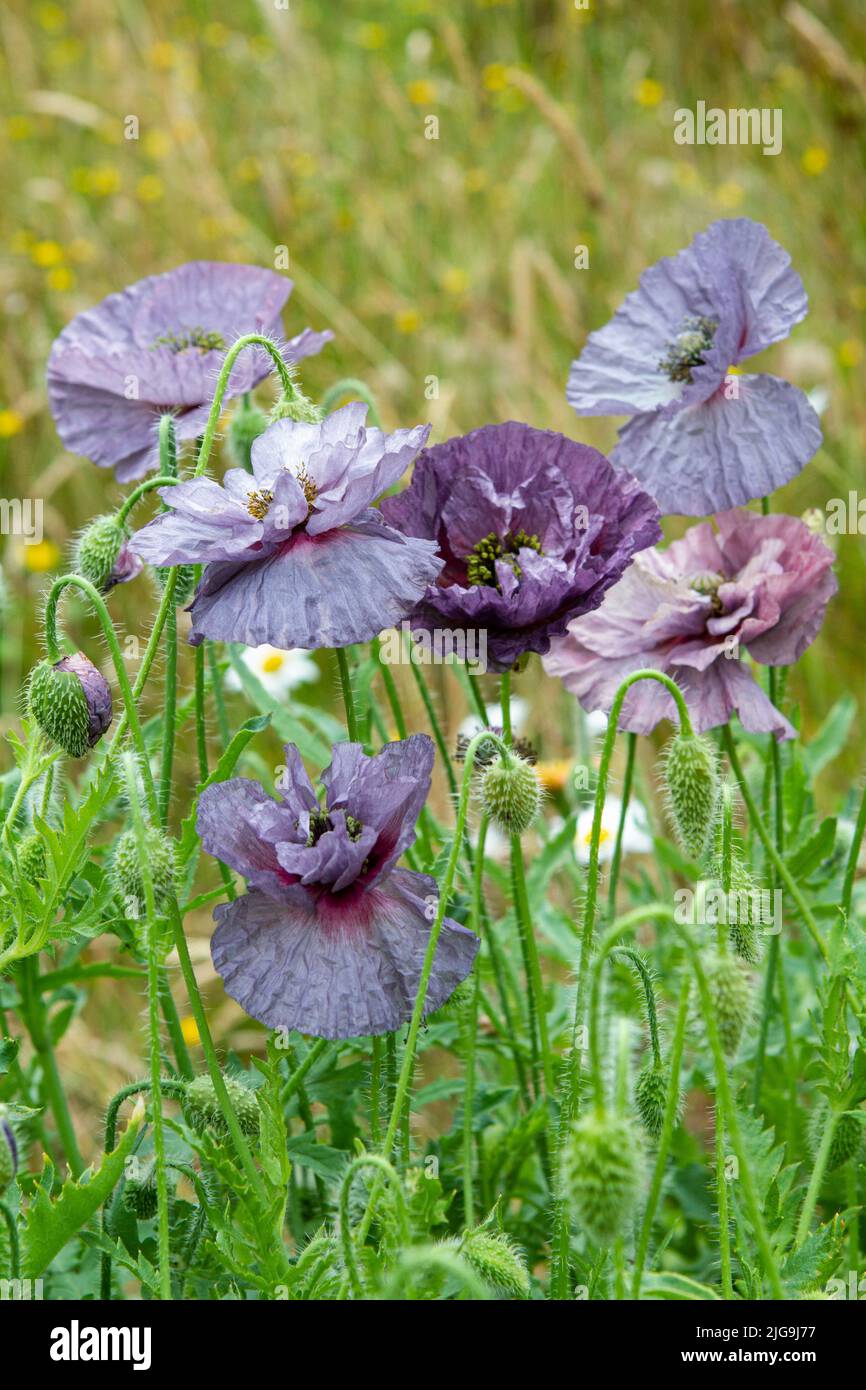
[379,421,661,672]
[47,262,333,483]
[198,735,478,1039]
[543,509,837,741]
[566,219,822,515]
[128,404,443,650]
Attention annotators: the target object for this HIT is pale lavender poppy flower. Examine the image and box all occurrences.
[198,735,478,1039]
[380,421,661,672]
[47,262,333,482]
[129,404,442,649]
[566,219,822,515]
[543,509,836,741]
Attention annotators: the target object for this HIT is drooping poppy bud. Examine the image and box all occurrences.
[28,652,112,758]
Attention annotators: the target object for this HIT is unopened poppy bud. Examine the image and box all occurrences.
[480,752,542,835]
[634,1061,671,1139]
[810,1106,862,1172]
[28,652,112,758]
[17,830,47,886]
[269,382,322,425]
[460,1227,530,1299]
[0,1111,18,1194]
[568,1112,644,1244]
[184,1074,260,1139]
[74,514,143,594]
[110,825,176,914]
[122,1157,159,1219]
[228,398,269,471]
[704,952,752,1058]
[663,732,719,860]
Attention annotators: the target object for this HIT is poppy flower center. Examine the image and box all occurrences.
[466,529,543,590]
[690,568,725,614]
[292,463,319,514]
[306,808,364,846]
[151,327,227,354]
[247,487,273,520]
[658,314,718,383]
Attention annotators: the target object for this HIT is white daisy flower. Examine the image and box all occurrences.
[459,696,530,741]
[225,644,319,700]
[574,794,653,865]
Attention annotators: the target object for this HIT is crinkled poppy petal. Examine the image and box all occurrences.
[129,478,264,565]
[210,870,479,1039]
[325,735,434,884]
[186,511,443,650]
[566,235,731,416]
[697,218,808,358]
[196,778,302,900]
[612,374,822,515]
[46,261,331,479]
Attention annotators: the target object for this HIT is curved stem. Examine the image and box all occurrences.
[338,1154,407,1298]
[796,1112,840,1245]
[320,378,382,427]
[43,574,158,819]
[194,334,296,479]
[722,728,828,963]
[632,974,690,1296]
[116,474,180,527]
[608,732,637,915]
[550,667,692,1298]
[157,416,179,828]
[613,948,662,1068]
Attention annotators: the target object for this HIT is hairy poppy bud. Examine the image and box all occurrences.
[480,753,542,836]
[269,388,322,425]
[111,825,176,915]
[0,1111,18,1194]
[810,1106,862,1172]
[705,952,751,1058]
[228,398,268,471]
[74,514,142,594]
[568,1112,644,1244]
[122,1157,159,1219]
[634,1061,672,1139]
[185,1074,260,1139]
[17,830,47,886]
[663,732,719,860]
[28,652,112,758]
[460,1228,530,1299]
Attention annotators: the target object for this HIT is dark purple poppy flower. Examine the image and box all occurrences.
[543,509,837,741]
[128,403,443,650]
[198,735,478,1039]
[47,262,333,483]
[379,421,661,672]
[566,219,822,515]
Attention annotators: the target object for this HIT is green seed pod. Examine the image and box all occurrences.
[122,1158,158,1219]
[663,732,719,860]
[634,1061,670,1139]
[269,394,323,425]
[461,1228,530,1299]
[110,825,176,914]
[810,1106,862,1172]
[704,952,751,1058]
[28,653,113,758]
[568,1112,644,1244]
[74,514,141,594]
[0,1111,18,1195]
[17,830,47,885]
[185,1074,260,1139]
[228,399,269,471]
[480,753,542,835]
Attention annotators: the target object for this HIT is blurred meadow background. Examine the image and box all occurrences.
[0,0,864,1158]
